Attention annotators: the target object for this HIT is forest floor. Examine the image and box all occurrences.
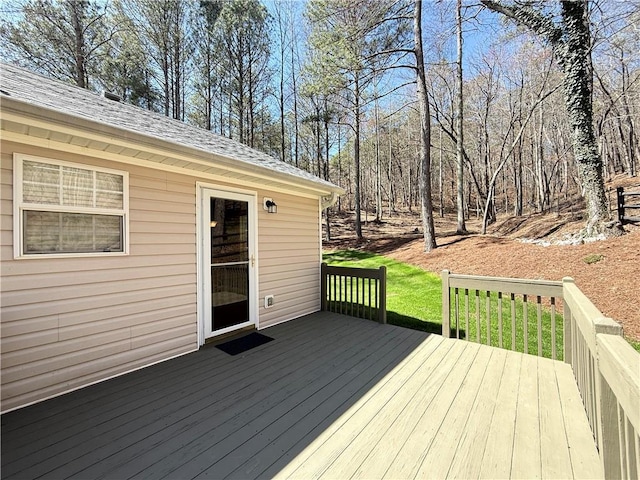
[324,177,640,342]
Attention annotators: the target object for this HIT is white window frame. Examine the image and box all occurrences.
[13,153,130,259]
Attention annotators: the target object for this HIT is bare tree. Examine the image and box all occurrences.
[481,0,618,236]
[415,0,437,251]
[455,0,467,234]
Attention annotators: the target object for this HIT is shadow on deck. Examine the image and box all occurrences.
[1,312,601,479]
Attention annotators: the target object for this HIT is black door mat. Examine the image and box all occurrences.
[215,332,274,356]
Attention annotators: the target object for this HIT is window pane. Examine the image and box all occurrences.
[96,172,123,192]
[23,211,61,253]
[24,183,60,205]
[92,216,123,251]
[96,172,124,208]
[23,160,60,204]
[63,166,94,207]
[24,211,123,254]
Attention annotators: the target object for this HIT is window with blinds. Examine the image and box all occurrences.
[15,155,128,256]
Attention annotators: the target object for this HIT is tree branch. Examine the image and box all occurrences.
[480,0,564,49]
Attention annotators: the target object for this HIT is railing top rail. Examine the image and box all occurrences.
[563,278,622,351]
[446,271,563,297]
[321,263,386,280]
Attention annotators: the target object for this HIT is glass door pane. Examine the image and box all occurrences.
[210,198,249,331]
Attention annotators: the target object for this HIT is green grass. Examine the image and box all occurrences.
[323,250,443,335]
[324,249,563,359]
[628,339,640,354]
[451,290,563,360]
[324,249,639,358]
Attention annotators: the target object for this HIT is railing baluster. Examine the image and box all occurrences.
[373,278,378,322]
[465,289,469,341]
[486,290,491,346]
[498,292,503,348]
[361,276,365,319]
[511,293,516,350]
[368,278,372,321]
[454,287,460,339]
[551,297,556,360]
[523,294,529,355]
[537,295,543,356]
[349,277,353,316]
[475,290,481,343]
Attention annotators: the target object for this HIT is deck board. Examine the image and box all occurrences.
[350,339,465,479]
[478,350,522,479]
[299,335,444,479]
[68,317,396,479]
[511,352,542,478]
[554,360,605,479]
[381,341,484,479]
[0,312,602,479]
[413,343,496,478]
[444,346,508,479]
[539,356,574,479]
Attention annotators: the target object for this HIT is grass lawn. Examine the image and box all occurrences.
[323,250,443,334]
[323,249,640,357]
[324,249,563,359]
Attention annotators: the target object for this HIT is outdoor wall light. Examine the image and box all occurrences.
[263,198,278,214]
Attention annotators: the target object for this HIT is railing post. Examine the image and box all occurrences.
[617,186,625,224]
[321,262,327,312]
[378,265,387,324]
[597,366,623,478]
[592,320,625,478]
[596,333,640,479]
[442,270,450,337]
[562,277,574,365]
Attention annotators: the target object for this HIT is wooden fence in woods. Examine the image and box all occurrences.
[617,186,640,224]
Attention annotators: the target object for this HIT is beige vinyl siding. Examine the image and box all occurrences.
[1,139,325,412]
[256,192,321,328]
[1,142,198,412]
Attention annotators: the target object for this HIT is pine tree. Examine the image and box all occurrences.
[0,0,116,89]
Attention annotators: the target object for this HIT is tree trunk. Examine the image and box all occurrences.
[481,0,617,235]
[69,1,87,89]
[354,73,363,239]
[291,35,300,167]
[415,0,437,252]
[374,92,382,222]
[455,0,467,234]
[560,1,610,234]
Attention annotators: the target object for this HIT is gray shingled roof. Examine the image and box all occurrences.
[0,63,341,193]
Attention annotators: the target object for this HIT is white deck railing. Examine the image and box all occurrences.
[442,271,640,479]
[441,270,564,359]
[563,279,640,479]
[321,263,387,324]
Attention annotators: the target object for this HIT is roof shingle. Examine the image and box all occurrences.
[0,63,340,193]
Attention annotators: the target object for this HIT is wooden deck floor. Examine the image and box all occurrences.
[1,312,602,479]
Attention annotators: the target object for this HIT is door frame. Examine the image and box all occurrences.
[196,183,258,346]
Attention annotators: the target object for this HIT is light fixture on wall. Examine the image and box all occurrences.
[263,197,278,214]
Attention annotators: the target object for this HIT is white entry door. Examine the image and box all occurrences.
[201,187,257,339]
